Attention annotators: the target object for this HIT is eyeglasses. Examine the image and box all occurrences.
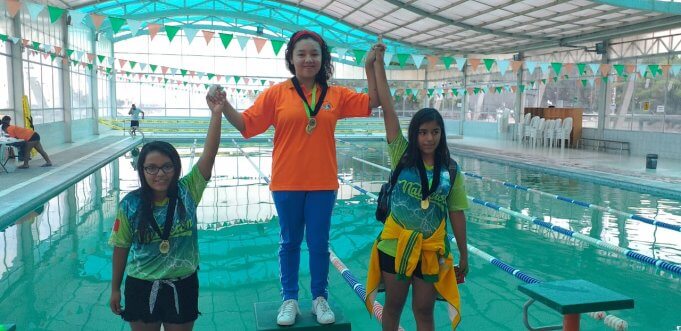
[144,164,175,175]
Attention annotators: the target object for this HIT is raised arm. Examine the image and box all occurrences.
[206,86,245,133]
[197,101,223,180]
[373,45,401,143]
[365,46,380,109]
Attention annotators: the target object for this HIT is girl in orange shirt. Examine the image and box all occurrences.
[207,30,381,326]
[1,116,52,168]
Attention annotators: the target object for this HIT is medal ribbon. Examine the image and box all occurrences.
[291,77,328,119]
[148,196,176,244]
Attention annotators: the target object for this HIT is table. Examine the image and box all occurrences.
[0,137,23,173]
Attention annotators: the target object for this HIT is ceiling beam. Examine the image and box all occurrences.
[381,0,554,42]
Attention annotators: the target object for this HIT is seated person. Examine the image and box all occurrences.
[1,116,52,168]
[1,116,26,160]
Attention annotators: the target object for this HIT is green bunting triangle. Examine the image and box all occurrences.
[529,80,535,87]
[164,78,169,84]
[87,64,93,71]
[183,81,188,86]
[564,74,569,80]
[207,73,215,80]
[581,79,588,87]
[613,64,625,77]
[271,39,285,55]
[236,88,241,93]
[495,86,502,93]
[50,54,56,61]
[144,74,149,78]
[97,55,105,63]
[260,79,266,85]
[396,54,410,68]
[66,49,74,58]
[165,25,181,42]
[451,88,458,96]
[72,60,78,66]
[552,76,558,83]
[129,61,137,69]
[551,62,562,75]
[473,87,480,95]
[180,69,187,76]
[576,63,586,76]
[353,49,366,65]
[109,17,126,34]
[234,76,241,84]
[541,79,547,85]
[602,76,608,83]
[441,56,453,70]
[0,34,7,42]
[32,41,40,50]
[47,6,65,23]
[427,89,434,97]
[149,64,157,72]
[648,64,659,77]
[219,33,233,49]
[519,84,525,93]
[483,59,495,72]
[405,88,412,95]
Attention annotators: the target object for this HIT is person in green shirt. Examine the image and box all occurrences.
[108,98,223,331]
[367,42,469,330]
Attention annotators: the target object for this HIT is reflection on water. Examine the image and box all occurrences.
[0,142,679,330]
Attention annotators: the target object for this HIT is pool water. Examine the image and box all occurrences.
[0,140,679,330]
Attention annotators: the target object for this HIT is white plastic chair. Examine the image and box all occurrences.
[542,119,555,147]
[551,118,562,147]
[517,113,531,143]
[557,117,573,148]
[529,118,545,148]
[524,116,540,145]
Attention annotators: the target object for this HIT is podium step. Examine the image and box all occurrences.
[254,301,351,330]
[0,324,16,331]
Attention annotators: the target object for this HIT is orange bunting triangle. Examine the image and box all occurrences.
[90,14,105,30]
[468,58,481,72]
[253,37,267,54]
[147,24,161,41]
[7,0,21,18]
[202,30,214,45]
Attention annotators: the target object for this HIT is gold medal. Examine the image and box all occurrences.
[159,240,170,254]
[306,117,317,134]
[421,199,429,209]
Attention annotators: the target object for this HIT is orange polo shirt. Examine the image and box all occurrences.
[241,79,371,191]
[7,125,34,141]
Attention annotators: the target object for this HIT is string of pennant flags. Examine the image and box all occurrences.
[3,1,681,97]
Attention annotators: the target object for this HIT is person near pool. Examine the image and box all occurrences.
[108,105,222,330]
[364,42,469,330]
[129,104,145,136]
[206,30,382,326]
[1,115,52,168]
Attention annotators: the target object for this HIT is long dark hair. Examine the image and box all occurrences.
[134,141,186,243]
[285,30,333,85]
[398,108,451,199]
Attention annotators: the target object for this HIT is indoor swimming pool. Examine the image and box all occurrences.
[0,140,679,330]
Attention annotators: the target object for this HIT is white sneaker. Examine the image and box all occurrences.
[276,299,299,326]
[311,296,335,324]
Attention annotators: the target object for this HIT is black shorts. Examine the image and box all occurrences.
[130,120,140,127]
[29,133,40,142]
[378,249,424,279]
[121,271,200,324]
